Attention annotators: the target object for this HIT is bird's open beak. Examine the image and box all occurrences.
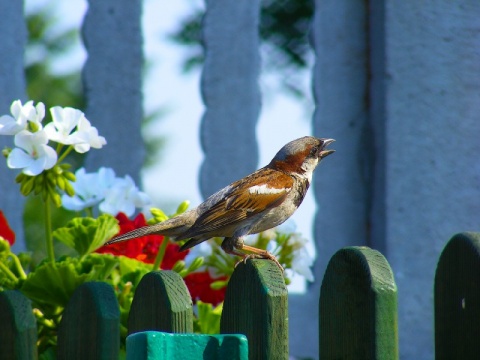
[319,138,335,159]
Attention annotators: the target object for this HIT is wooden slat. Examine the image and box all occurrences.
[57,282,120,359]
[435,232,480,359]
[126,331,248,360]
[199,0,261,198]
[221,259,288,360]
[0,290,37,360]
[319,246,398,359]
[128,271,193,334]
[0,0,27,250]
[82,0,144,182]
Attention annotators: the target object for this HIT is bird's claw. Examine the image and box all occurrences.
[234,252,284,273]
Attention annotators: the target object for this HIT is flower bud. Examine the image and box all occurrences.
[210,280,228,290]
[175,201,190,215]
[187,256,204,273]
[64,181,76,197]
[2,147,11,158]
[63,171,76,182]
[171,260,186,273]
[56,176,66,191]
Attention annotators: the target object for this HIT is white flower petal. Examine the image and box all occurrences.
[7,131,57,175]
[291,248,315,282]
[72,118,106,152]
[62,194,98,211]
[34,102,45,123]
[48,106,84,144]
[99,175,151,216]
[24,158,47,176]
[41,145,57,169]
[7,148,34,169]
[0,115,24,135]
[73,142,90,153]
[11,100,34,123]
[62,167,119,212]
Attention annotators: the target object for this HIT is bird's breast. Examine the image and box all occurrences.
[248,177,309,234]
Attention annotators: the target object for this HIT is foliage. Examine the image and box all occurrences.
[0,99,314,357]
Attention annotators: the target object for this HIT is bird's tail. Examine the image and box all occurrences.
[104,211,194,246]
[104,226,159,245]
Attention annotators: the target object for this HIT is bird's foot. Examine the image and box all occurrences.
[222,237,284,272]
[234,250,284,273]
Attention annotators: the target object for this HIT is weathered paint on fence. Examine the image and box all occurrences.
[128,270,193,334]
[126,331,248,360]
[435,232,480,359]
[0,290,37,360]
[57,281,120,359]
[320,247,398,359]
[221,259,288,360]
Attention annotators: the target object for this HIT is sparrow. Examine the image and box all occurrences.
[104,136,335,270]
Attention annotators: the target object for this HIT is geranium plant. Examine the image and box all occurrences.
[0,99,315,357]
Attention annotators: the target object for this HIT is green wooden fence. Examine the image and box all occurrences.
[0,232,479,359]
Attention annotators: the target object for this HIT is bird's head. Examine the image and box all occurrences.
[268,136,335,178]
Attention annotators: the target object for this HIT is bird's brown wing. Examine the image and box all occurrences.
[181,168,294,237]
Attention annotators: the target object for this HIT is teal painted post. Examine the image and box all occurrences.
[126,331,248,360]
[0,290,37,360]
[57,282,120,359]
[435,232,480,359]
[319,247,398,359]
[128,271,193,335]
[220,259,288,360]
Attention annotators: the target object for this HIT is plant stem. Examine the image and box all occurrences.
[152,236,169,271]
[44,199,55,264]
[10,254,27,279]
[57,145,74,164]
[0,260,18,283]
[85,207,94,218]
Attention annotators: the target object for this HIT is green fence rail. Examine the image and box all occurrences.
[1,232,479,359]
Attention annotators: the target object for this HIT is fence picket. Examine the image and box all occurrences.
[435,232,480,359]
[57,282,120,359]
[221,259,288,360]
[0,290,37,360]
[128,270,193,335]
[126,331,248,360]
[319,246,398,359]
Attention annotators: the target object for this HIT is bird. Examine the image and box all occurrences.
[104,136,335,270]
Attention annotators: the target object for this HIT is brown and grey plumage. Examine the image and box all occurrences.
[104,136,335,269]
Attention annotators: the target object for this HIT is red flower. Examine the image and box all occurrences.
[96,212,187,269]
[0,210,15,246]
[184,271,228,305]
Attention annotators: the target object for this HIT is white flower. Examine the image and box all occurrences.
[44,106,84,145]
[291,247,315,282]
[44,106,106,153]
[7,130,57,175]
[287,233,314,282]
[99,175,151,216]
[0,100,45,135]
[71,117,106,153]
[62,167,116,211]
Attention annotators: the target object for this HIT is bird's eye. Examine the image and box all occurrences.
[309,146,319,156]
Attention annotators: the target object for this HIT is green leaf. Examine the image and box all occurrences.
[117,256,151,288]
[20,254,119,310]
[197,301,223,334]
[117,255,151,275]
[21,259,89,308]
[52,214,119,256]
